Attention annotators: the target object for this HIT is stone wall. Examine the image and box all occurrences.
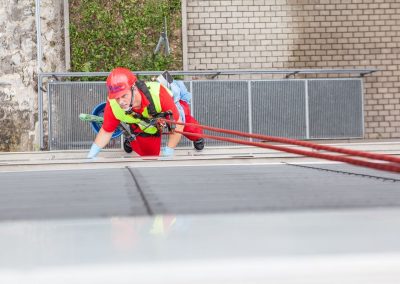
[0,0,65,151]
[185,0,400,139]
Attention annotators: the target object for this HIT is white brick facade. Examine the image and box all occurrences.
[185,0,400,139]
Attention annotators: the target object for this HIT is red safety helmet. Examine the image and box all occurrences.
[106,67,137,99]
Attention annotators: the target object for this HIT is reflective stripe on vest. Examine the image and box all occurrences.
[108,82,164,134]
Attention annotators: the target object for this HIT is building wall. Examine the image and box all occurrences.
[185,0,400,139]
[0,0,65,151]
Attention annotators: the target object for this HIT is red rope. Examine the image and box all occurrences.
[162,119,400,164]
[157,118,400,173]
[175,130,400,174]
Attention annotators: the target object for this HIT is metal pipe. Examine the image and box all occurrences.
[36,0,44,149]
[35,0,42,73]
[64,0,71,70]
[181,0,188,72]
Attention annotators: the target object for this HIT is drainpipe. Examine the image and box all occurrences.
[182,0,188,72]
[35,0,42,73]
[35,0,44,149]
[64,0,71,70]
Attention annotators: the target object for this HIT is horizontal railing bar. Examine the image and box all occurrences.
[39,68,379,78]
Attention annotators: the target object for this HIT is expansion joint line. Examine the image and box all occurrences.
[284,163,400,183]
[125,166,154,216]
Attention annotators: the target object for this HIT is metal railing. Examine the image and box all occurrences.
[38,68,378,150]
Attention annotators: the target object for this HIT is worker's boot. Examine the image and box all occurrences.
[123,138,133,153]
[193,138,205,151]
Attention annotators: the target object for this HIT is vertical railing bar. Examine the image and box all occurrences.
[248,81,253,142]
[38,74,44,149]
[360,78,365,138]
[48,82,53,150]
[67,83,69,150]
[305,80,310,139]
[190,80,193,116]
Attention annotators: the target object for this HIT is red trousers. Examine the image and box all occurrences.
[131,101,203,156]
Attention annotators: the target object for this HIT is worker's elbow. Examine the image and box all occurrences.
[99,127,111,134]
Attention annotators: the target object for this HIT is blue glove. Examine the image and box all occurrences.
[161,146,174,157]
[87,143,101,159]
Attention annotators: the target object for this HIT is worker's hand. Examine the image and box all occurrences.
[161,146,174,157]
[87,143,101,159]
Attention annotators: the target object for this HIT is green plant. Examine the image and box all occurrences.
[69,0,182,73]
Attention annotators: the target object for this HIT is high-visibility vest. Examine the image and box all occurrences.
[108,82,166,134]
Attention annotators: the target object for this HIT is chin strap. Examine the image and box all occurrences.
[124,87,135,115]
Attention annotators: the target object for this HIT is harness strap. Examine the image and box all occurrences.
[135,80,158,117]
[130,124,161,137]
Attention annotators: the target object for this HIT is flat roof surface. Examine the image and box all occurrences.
[1,142,400,283]
[0,163,399,221]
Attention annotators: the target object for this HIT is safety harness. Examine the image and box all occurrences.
[115,81,174,142]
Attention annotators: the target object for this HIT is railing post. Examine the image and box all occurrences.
[305,80,310,140]
[248,81,253,141]
[48,81,52,150]
[190,81,194,116]
[38,74,44,150]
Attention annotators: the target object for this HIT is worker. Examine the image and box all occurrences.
[87,67,204,158]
